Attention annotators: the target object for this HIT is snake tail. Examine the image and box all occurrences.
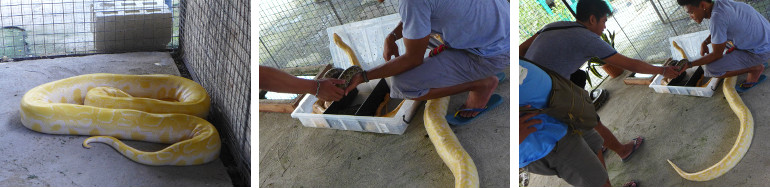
[82,118,221,166]
[424,97,479,188]
[667,76,753,181]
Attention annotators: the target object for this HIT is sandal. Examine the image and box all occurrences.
[736,75,767,93]
[445,94,503,126]
[622,180,639,187]
[621,136,644,162]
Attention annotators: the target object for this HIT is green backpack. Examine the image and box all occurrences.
[520,57,598,135]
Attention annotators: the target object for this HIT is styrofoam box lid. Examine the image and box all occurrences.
[325,13,430,93]
[668,30,711,61]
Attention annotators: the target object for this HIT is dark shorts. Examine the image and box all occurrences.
[524,129,608,186]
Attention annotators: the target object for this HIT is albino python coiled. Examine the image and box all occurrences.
[424,97,479,188]
[20,73,221,166]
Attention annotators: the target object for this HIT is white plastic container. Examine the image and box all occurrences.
[290,14,424,135]
[649,30,721,97]
[649,75,720,97]
[291,89,421,134]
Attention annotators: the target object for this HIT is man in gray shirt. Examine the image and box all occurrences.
[519,0,681,184]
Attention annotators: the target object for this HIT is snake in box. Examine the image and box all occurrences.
[20,73,220,166]
[328,33,479,187]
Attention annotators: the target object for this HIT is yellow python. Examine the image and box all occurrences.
[334,33,478,186]
[425,97,480,188]
[666,76,753,181]
[666,41,753,181]
[20,73,221,166]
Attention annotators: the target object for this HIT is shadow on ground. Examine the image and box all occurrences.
[527,70,770,186]
[259,68,510,187]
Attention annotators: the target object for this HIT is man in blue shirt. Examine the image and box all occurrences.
[677,0,770,93]
[345,0,510,124]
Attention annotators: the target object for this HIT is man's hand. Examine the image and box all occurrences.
[383,34,400,61]
[344,73,364,95]
[662,66,683,79]
[700,41,711,56]
[316,78,346,101]
[520,105,541,144]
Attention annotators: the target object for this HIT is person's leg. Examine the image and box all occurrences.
[703,49,767,82]
[718,65,764,86]
[595,119,638,159]
[580,128,612,186]
[390,49,508,117]
[526,130,609,186]
[412,76,498,117]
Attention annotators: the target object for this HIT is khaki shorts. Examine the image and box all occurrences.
[524,129,608,186]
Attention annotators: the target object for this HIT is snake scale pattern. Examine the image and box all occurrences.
[425,97,479,188]
[333,33,478,186]
[20,73,221,166]
[666,76,753,181]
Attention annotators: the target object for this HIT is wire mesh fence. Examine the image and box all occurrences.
[520,0,770,89]
[0,0,180,59]
[179,0,250,186]
[258,0,399,70]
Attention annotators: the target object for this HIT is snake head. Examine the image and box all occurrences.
[338,65,364,90]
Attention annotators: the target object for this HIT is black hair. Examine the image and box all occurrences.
[677,0,712,7]
[575,0,613,22]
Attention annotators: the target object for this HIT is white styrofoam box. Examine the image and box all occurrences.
[92,0,171,51]
[325,14,431,71]
[668,30,712,60]
[291,14,427,134]
[326,14,401,71]
[649,30,721,97]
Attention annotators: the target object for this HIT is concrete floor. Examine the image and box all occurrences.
[0,52,231,186]
[259,69,510,187]
[527,70,770,186]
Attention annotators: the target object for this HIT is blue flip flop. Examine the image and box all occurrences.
[495,72,506,82]
[445,94,504,126]
[736,74,766,93]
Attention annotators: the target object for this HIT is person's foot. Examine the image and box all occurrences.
[622,180,639,187]
[737,74,767,93]
[619,136,644,162]
[459,76,499,117]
